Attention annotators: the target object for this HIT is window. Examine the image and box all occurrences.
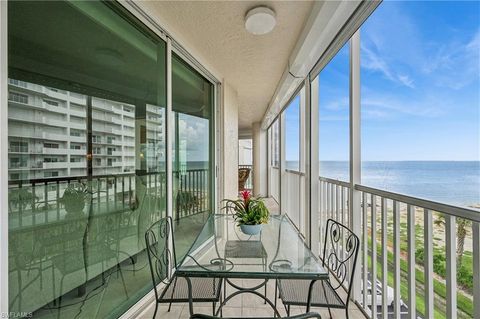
[70,157,83,163]
[8,92,28,104]
[107,136,115,144]
[107,158,113,166]
[43,143,59,149]
[107,147,115,155]
[10,141,28,153]
[44,171,59,177]
[70,144,82,150]
[92,135,101,143]
[43,99,59,107]
[284,95,301,171]
[318,42,350,181]
[9,157,27,168]
[8,0,173,317]
[172,52,213,260]
[70,129,81,137]
[361,1,480,206]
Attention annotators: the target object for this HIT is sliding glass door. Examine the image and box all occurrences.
[7,1,215,318]
[172,53,214,261]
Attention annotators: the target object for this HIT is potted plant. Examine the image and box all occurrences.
[59,183,87,219]
[223,190,270,235]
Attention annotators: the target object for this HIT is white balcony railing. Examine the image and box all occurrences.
[319,176,480,319]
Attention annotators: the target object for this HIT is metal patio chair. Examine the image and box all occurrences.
[145,216,223,319]
[277,219,360,319]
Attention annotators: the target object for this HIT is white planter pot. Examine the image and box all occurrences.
[240,224,263,235]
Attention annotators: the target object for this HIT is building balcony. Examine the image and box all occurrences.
[2,1,479,319]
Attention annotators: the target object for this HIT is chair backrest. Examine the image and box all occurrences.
[190,312,322,319]
[145,216,176,301]
[321,218,360,304]
[238,168,250,191]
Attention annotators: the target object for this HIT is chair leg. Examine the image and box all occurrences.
[212,302,215,316]
[327,307,332,319]
[264,280,267,304]
[287,305,290,316]
[346,308,349,319]
[152,302,158,319]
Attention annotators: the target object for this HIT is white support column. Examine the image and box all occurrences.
[279,113,286,215]
[221,83,239,200]
[349,30,361,302]
[309,76,320,255]
[252,122,267,197]
[166,38,173,220]
[0,1,8,315]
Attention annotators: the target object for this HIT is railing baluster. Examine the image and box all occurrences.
[114,176,118,211]
[56,181,60,220]
[381,197,387,319]
[362,191,368,309]
[129,175,132,207]
[445,214,457,319]
[97,178,101,212]
[19,181,23,227]
[106,177,110,212]
[474,221,480,319]
[393,200,400,319]
[407,204,416,319]
[370,194,377,319]
[336,184,340,223]
[122,176,125,209]
[32,183,36,226]
[319,181,324,252]
[424,209,433,319]
[44,181,48,222]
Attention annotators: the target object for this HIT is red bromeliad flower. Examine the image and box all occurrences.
[240,190,251,203]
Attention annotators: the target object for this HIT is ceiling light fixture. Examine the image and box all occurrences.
[245,6,276,35]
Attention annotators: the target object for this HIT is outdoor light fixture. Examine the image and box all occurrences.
[245,6,276,35]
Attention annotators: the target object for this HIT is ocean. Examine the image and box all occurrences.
[288,161,480,207]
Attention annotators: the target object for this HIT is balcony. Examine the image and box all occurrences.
[3,1,479,319]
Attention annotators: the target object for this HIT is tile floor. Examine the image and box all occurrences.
[137,279,367,319]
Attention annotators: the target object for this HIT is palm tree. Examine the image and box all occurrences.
[434,214,471,268]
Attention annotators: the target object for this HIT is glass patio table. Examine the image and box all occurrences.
[176,214,329,317]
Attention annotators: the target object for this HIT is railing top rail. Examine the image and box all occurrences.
[355,183,480,223]
[285,168,305,176]
[8,168,209,186]
[319,176,350,188]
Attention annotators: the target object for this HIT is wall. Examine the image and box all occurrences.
[221,82,239,200]
[238,139,252,165]
[252,122,267,197]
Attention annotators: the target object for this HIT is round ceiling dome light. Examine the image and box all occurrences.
[245,6,276,35]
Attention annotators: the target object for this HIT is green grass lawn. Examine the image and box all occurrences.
[365,241,474,318]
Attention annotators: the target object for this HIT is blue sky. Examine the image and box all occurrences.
[312,1,480,161]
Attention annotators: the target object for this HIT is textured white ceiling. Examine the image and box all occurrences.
[138,1,314,130]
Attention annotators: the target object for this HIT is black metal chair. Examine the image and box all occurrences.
[277,219,360,319]
[145,216,222,319]
[190,312,322,319]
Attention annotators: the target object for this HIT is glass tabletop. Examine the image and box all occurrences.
[176,214,329,280]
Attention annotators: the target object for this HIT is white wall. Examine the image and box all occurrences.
[221,82,239,200]
[238,139,252,165]
[252,122,267,197]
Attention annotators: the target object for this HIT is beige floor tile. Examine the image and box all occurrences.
[140,303,184,319]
